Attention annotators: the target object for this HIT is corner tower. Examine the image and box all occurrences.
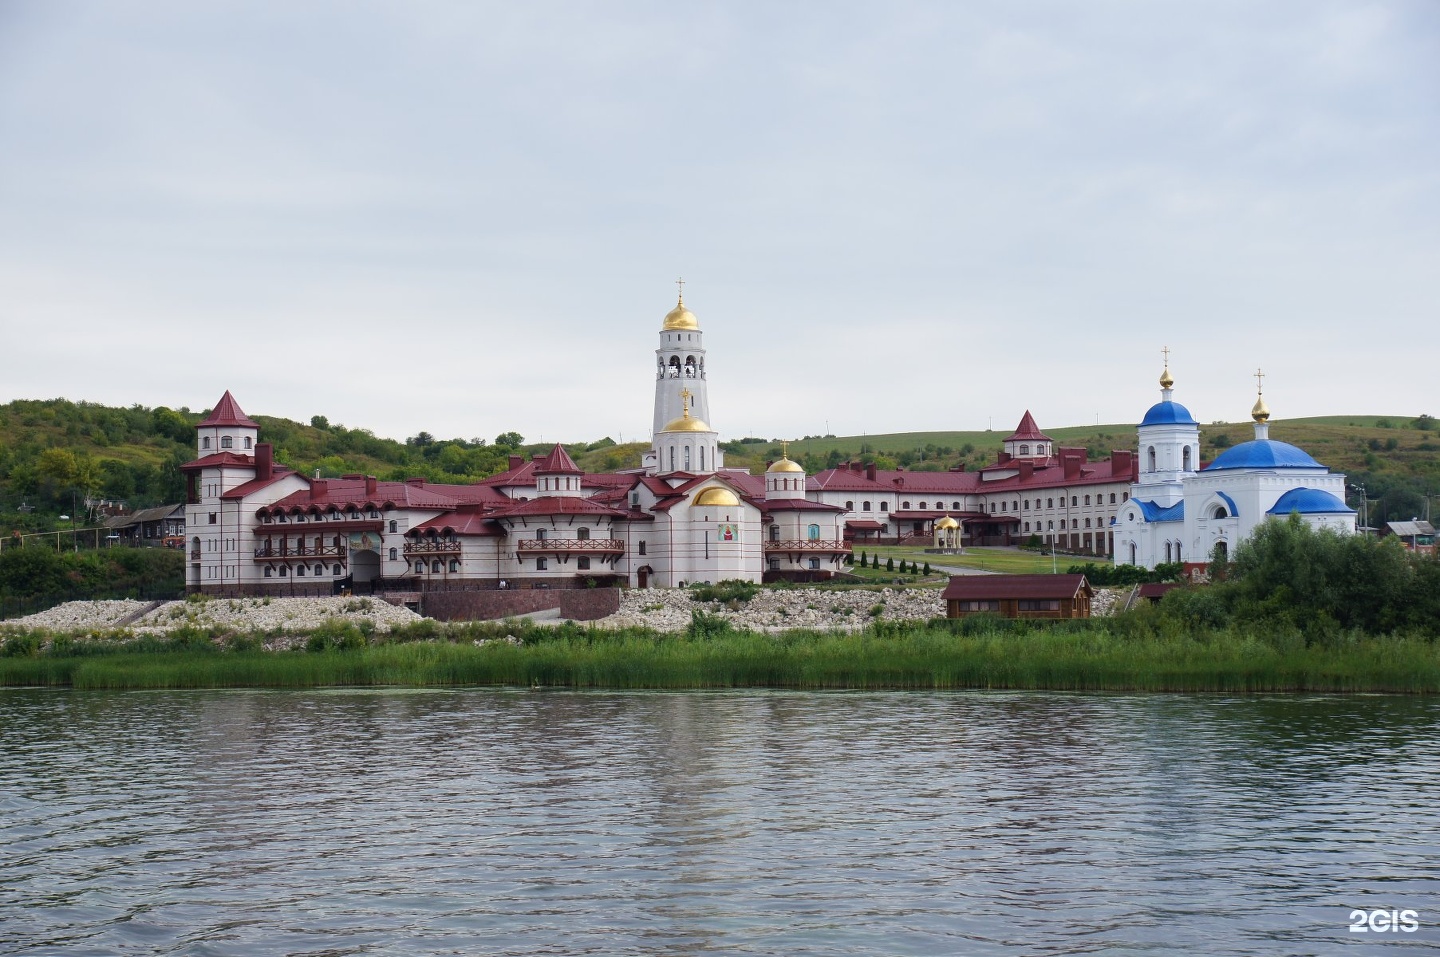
[652,282,712,439]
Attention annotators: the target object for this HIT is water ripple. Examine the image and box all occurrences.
[1,690,1438,955]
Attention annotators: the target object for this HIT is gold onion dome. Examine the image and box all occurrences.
[662,297,699,331]
[693,487,740,507]
[1252,394,1270,423]
[936,515,960,530]
[768,457,804,473]
[1160,366,1174,389]
[662,410,712,433]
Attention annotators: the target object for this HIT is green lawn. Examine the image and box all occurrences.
[853,545,1070,575]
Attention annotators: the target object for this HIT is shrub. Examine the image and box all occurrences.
[886,558,894,572]
[690,579,760,604]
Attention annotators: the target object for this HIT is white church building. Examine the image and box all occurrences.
[1112,364,1355,570]
[183,292,850,595]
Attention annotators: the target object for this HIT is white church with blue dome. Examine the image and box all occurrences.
[1113,362,1354,570]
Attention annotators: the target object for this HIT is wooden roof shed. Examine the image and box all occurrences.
[941,573,1093,620]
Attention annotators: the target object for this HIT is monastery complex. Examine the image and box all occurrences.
[183,292,1353,595]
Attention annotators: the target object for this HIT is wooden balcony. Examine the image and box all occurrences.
[515,538,624,554]
[254,544,348,560]
[404,539,462,555]
[763,539,851,553]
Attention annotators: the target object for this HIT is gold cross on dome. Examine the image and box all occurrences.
[1162,345,1170,367]
[680,387,692,416]
[676,276,685,303]
[781,440,789,459]
[1254,367,1265,394]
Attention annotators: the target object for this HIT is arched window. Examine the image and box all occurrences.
[1183,447,1193,471]
[1211,504,1228,519]
[313,565,322,577]
[953,501,961,510]
[808,524,820,541]
[846,501,854,511]
[202,437,211,449]
[769,525,780,542]
[880,502,888,512]
[1175,543,1182,561]
[902,501,911,510]
[1071,496,1078,507]
[1024,522,1030,532]
[862,501,871,511]
[699,446,705,471]
[1148,446,1157,471]
[684,446,692,470]
[279,565,288,577]
[264,567,273,578]
[389,548,397,561]
[244,437,252,449]
[449,560,460,572]
[1084,495,1091,506]
[668,447,675,471]
[577,527,590,540]
[1047,498,1054,509]
[296,565,305,576]
[1020,444,1029,456]
[1164,542,1173,563]
[415,561,425,573]
[919,501,927,510]
[1110,493,1116,504]
[432,561,441,573]
[1129,543,1137,564]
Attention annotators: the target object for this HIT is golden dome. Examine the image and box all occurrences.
[936,515,960,530]
[693,487,740,507]
[662,297,699,331]
[661,411,712,433]
[1251,394,1270,423]
[1160,367,1174,389]
[768,457,804,473]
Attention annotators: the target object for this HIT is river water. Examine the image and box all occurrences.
[1,689,1437,956]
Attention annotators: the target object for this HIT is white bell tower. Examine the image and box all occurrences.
[652,279,712,439]
[1133,349,1201,507]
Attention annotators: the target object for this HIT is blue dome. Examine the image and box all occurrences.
[1267,487,1354,516]
[1140,400,1198,427]
[1208,439,1323,471]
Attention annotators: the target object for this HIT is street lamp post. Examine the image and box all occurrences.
[1349,484,1369,537]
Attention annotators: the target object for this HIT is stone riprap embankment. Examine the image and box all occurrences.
[597,587,945,632]
[2,597,425,634]
[595,585,1129,632]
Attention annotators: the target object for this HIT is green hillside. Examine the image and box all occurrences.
[1,398,1435,536]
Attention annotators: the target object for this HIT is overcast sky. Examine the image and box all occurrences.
[1,1,1435,446]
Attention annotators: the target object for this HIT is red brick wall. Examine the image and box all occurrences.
[421,588,620,622]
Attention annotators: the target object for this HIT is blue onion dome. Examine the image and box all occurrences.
[1140,400,1199,427]
[1267,487,1354,515]
[1208,440,1323,471]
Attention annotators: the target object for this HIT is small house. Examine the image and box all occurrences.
[942,573,1093,620]
[1383,520,1435,556]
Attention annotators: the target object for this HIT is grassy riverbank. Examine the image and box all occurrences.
[3,622,1436,692]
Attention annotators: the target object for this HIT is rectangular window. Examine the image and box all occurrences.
[577,557,591,570]
[209,513,217,524]
[536,558,547,570]
[1018,599,1061,611]
[959,600,1000,611]
[638,541,647,555]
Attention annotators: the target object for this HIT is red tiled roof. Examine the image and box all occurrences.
[409,512,504,537]
[845,520,885,530]
[487,496,631,519]
[1005,410,1052,442]
[941,574,1091,600]
[197,391,259,429]
[180,451,255,471]
[536,443,582,474]
[264,478,504,513]
[760,498,846,513]
[220,469,298,500]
